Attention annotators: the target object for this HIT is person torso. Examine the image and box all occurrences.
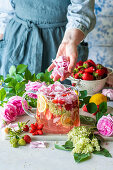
[13,0,70,24]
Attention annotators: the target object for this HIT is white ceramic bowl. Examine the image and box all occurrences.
[67,67,113,95]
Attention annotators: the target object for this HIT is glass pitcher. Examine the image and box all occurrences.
[22,84,80,134]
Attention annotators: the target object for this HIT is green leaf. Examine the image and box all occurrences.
[83,96,91,104]
[74,153,91,163]
[93,147,112,158]
[6,93,16,99]
[54,144,72,151]
[4,77,13,83]
[99,102,107,113]
[8,79,18,88]
[96,112,104,123]
[0,75,4,81]
[80,115,96,126]
[62,140,74,150]
[15,74,24,82]
[86,103,97,113]
[79,100,84,108]
[16,64,27,73]
[31,73,37,82]
[79,90,87,99]
[36,72,45,81]
[0,88,6,101]
[15,82,26,94]
[9,65,16,76]
[24,69,32,81]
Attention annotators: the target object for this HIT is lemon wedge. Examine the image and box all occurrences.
[37,94,47,112]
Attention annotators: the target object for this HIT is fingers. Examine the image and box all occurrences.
[53,74,61,81]
[60,73,71,81]
[48,63,55,72]
[68,55,77,73]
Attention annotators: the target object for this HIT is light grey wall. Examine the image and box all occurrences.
[87,0,113,68]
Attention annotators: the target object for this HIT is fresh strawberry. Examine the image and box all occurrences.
[29,129,35,133]
[78,66,85,71]
[96,64,103,69]
[37,124,44,130]
[74,73,80,79]
[30,124,37,130]
[75,61,83,68]
[72,83,76,87]
[95,69,105,76]
[23,125,29,132]
[45,109,53,120]
[85,66,95,73]
[24,135,31,143]
[52,99,59,104]
[65,104,73,111]
[78,70,84,74]
[37,130,43,135]
[82,73,94,80]
[103,67,108,74]
[83,61,91,68]
[82,105,88,112]
[87,59,96,67]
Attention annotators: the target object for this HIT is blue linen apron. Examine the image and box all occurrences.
[0,0,88,77]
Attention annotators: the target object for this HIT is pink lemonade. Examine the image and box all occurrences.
[36,82,80,134]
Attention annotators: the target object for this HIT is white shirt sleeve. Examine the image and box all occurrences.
[0,0,14,34]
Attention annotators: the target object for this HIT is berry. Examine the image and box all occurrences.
[10,138,18,148]
[45,109,53,120]
[103,67,108,74]
[82,105,88,112]
[65,104,73,111]
[23,125,29,132]
[72,83,76,86]
[74,73,80,79]
[85,66,95,73]
[31,124,37,130]
[37,124,44,130]
[18,138,26,146]
[75,61,83,68]
[82,73,94,80]
[96,64,103,69]
[29,129,35,133]
[83,61,91,68]
[87,59,96,67]
[37,130,43,135]
[24,135,31,143]
[95,69,105,76]
[52,99,59,104]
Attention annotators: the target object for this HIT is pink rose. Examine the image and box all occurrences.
[8,96,28,116]
[51,56,70,78]
[97,114,113,136]
[102,89,113,100]
[0,104,17,123]
[25,81,46,98]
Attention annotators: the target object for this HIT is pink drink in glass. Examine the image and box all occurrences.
[36,83,80,134]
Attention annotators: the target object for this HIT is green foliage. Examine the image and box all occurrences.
[74,153,91,163]
[86,103,97,113]
[80,115,96,126]
[0,64,55,104]
[93,147,112,158]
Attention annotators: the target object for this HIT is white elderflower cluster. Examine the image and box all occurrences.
[68,126,100,154]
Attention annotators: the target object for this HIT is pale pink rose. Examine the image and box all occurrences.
[97,114,113,136]
[8,96,28,116]
[51,56,70,78]
[25,81,46,98]
[0,104,17,123]
[102,89,113,100]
